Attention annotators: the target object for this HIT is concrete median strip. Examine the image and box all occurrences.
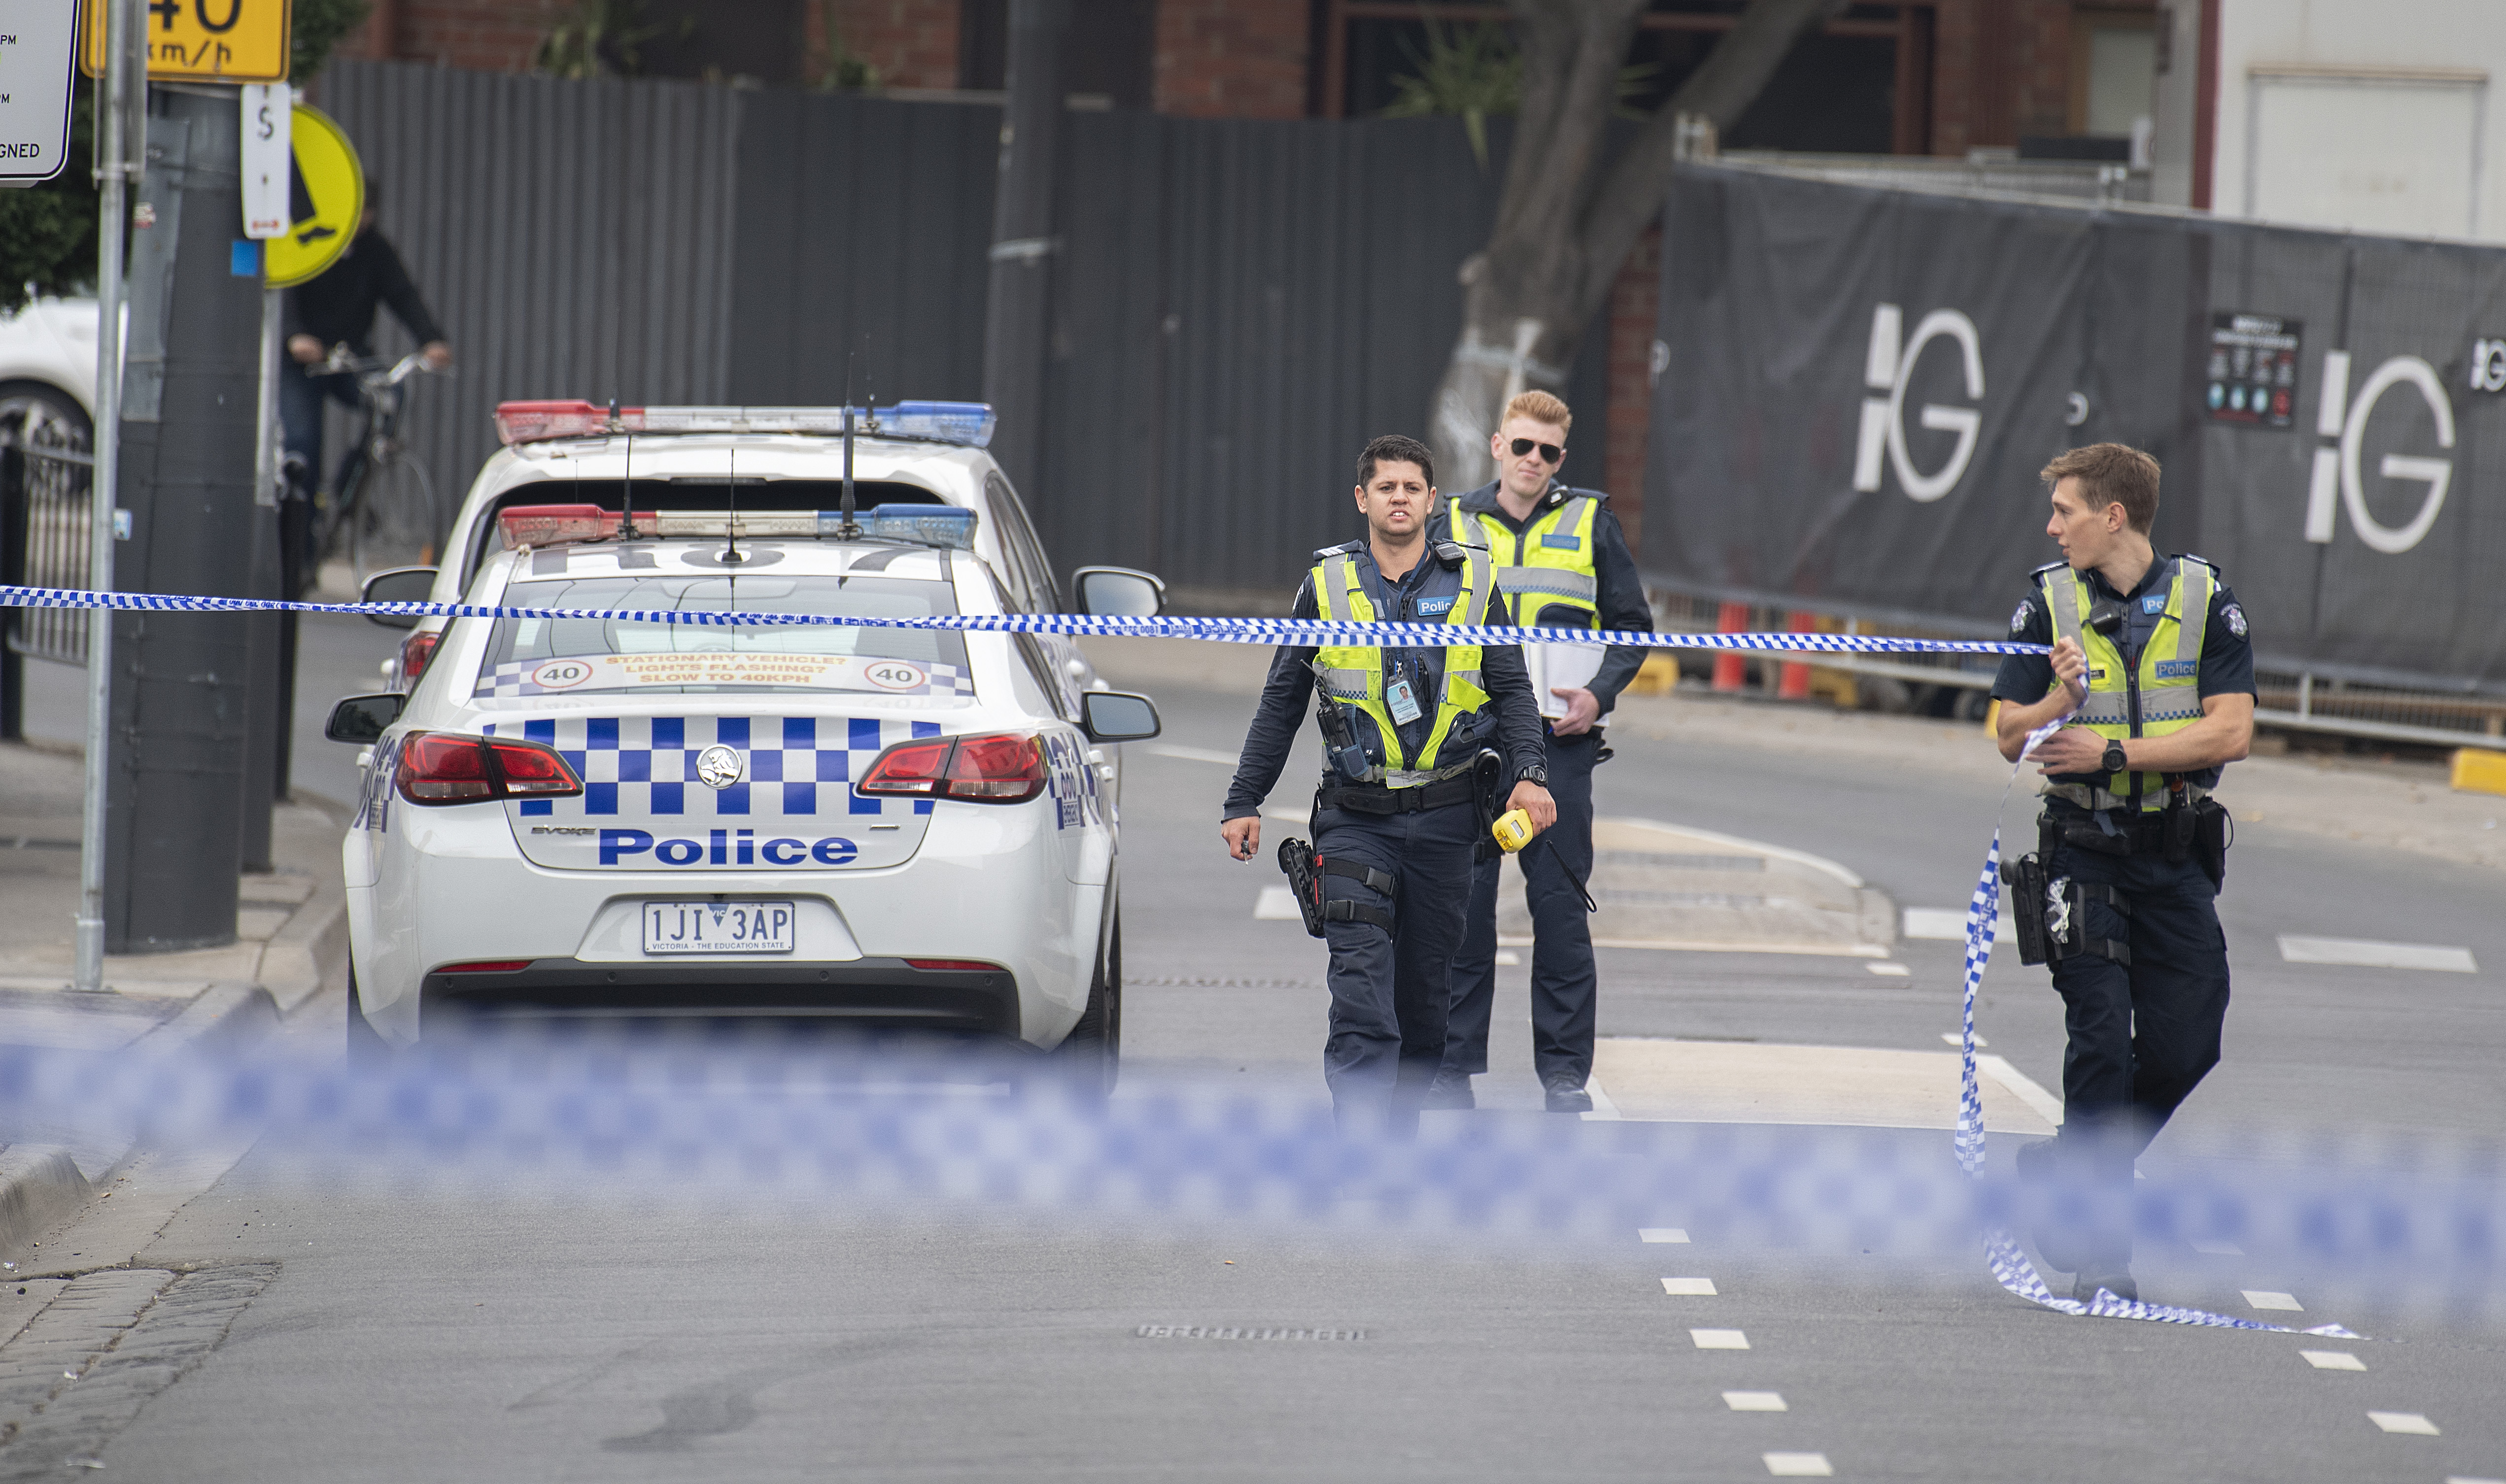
[1591,1038,2060,1133]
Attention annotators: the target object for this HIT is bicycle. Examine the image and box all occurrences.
[293,346,446,587]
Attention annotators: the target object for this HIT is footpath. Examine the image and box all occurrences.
[0,737,350,1251]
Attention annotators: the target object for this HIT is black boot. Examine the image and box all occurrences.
[1543,1075,1592,1113]
[1421,1070,1475,1111]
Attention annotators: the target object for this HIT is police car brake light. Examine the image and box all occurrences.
[395,732,584,806]
[497,505,621,549]
[857,733,1046,804]
[400,629,441,681]
[493,400,997,448]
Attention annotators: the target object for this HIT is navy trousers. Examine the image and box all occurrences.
[1312,797,1479,1137]
[1442,729,1599,1086]
[2043,831,2231,1263]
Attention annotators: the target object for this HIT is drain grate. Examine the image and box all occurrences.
[1135,1325,1366,1341]
[1598,851,1763,872]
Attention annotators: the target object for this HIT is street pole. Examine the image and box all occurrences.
[74,0,145,993]
[980,0,1069,500]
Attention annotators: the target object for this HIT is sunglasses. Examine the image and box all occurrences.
[1508,437,1564,464]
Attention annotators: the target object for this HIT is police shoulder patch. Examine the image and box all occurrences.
[1311,540,1362,560]
[2009,599,2033,633]
[2222,602,2248,638]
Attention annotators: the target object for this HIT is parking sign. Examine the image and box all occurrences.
[0,1,82,186]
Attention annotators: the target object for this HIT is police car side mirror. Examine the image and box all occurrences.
[361,566,437,630]
[325,692,406,745]
[1079,691,1161,744]
[1072,566,1165,618]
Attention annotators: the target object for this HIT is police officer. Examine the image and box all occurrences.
[1426,391,1654,1113]
[1989,443,2256,1304]
[1221,435,1555,1138]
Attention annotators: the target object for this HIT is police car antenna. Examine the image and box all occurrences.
[837,352,861,540]
[613,398,639,540]
[722,441,742,566]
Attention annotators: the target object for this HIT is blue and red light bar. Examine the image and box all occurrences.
[491,401,996,449]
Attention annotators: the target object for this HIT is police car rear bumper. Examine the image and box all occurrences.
[417,957,1021,1038]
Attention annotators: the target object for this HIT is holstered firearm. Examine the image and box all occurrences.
[1277,837,1328,938]
[2001,821,2135,967]
[1471,748,1505,862]
[1308,664,1376,784]
[1277,837,1397,938]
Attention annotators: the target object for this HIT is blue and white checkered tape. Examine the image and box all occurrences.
[0,584,2049,657]
[478,714,943,820]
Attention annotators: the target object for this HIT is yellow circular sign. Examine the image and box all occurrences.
[264,105,365,289]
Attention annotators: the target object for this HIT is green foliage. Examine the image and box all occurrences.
[292,0,376,81]
[534,0,681,79]
[1379,17,1520,169]
[811,0,880,91]
[0,85,100,314]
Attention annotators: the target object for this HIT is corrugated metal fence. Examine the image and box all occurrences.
[316,61,1605,599]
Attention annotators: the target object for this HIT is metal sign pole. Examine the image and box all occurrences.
[75,0,143,993]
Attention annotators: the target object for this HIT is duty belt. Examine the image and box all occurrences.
[1316,773,1479,815]
[2042,779,2210,813]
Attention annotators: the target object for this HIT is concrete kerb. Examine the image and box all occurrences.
[0,1148,92,1258]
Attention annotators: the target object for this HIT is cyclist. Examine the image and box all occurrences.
[279,182,451,584]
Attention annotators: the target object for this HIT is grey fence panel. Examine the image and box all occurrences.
[319,61,739,527]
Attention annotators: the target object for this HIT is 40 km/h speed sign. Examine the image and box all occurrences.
[264,104,363,288]
[83,0,290,83]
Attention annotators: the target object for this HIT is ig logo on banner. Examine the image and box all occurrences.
[2305,351,2454,554]
[1853,304,1985,502]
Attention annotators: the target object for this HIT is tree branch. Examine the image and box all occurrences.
[1571,0,1846,328]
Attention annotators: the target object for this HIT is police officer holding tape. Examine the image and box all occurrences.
[1221,435,1555,1138]
[1989,443,2256,1304]
[1428,391,1654,1113]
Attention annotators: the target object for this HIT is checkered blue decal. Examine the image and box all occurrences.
[482,715,943,819]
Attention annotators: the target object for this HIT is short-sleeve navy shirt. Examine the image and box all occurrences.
[1991,555,2256,788]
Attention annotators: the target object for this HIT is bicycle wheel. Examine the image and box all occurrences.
[347,453,444,580]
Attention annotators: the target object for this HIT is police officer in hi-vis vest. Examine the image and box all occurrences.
[1221,435,1555,1138]
[1989,443,2256,1305]
[1427,391,1655,1113]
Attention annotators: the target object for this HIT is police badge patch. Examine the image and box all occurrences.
[2009,600,2032,633]
[2223,603,2248,637]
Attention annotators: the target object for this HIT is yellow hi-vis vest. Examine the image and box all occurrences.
[1310,544,1497,784]
[1449,488,1604,629]
[2038,554,2216,810]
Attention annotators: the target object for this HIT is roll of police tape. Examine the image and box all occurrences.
[1952,718,2364,1337]
[0,584,2046,656]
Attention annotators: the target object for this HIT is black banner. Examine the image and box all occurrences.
[1646,162,2506,692]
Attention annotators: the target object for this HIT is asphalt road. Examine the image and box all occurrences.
[7,655,2503,1482]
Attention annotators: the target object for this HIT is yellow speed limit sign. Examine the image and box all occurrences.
[83,0,291,82]
[264,105,363,288]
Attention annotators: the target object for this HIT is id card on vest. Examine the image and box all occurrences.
[1525,641,1605,719]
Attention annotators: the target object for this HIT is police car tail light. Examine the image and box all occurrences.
[400,629,440,681]
[942,733,1047,802]
[856,733,1045,804]
[497,504,621,549]
[394,732,584,806]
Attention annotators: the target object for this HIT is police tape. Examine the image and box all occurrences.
[0,584,2046,657]
[1952,720,2363,1338]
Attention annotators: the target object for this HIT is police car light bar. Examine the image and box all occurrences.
[492,400,997,449]
[495,504,979,551]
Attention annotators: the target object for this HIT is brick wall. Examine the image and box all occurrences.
[1153,0,1308,119]
[1601,227,1659,548]
[341,0,571,71]
[815,0,960,91]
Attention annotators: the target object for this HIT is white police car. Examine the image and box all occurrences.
[326,500,1163,1098]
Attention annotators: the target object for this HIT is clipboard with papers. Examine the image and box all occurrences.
[1523,639,1606,720]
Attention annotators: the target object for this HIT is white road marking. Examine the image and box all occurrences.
[1495,949,1521,966]
[1977,1055,2065,1126]
[2368,1411,2440,1435]
[1639,1227,1690,1244]
[1660,1277,1718,1295]
[1616,817,1863,887]
[1905,907,2012,942]
[1253,887,1301,921]
[1763,1452,1833,1477]
[1866,962,1910,977]
[1724,1391,1787,1412]
[1691,1328,1750,1349]
[2300,1350,2365,1371]
[2278,935,2477,973]
[1580,1079,1625,1122]
[1940,1032,1989,1048]
[1146,743,1240,765]
[2242,1290,2304,1312]
[2443,1477,2505,1484]
[2189,1240,2243,1256]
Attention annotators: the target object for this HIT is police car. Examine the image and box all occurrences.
[324,494,1164,1099]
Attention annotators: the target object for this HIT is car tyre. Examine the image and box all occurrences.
[345,966,393,1071]
[1047,914,1121,1112]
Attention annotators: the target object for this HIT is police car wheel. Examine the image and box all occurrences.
[1046,915,1121,1109]
[345,967,392,1070]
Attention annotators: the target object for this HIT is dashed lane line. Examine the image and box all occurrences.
[2299,1350,2365,1370]
[1638,1228,1689,1244]
[2367,1411,2440,1436]
[1660,1278,1717,1295]
[1144,744,1240,766]
[1723,1391,1787,1412]
[1940,1032,1988,1048]
[2242,1290,2304,1312]
[1253,887,1300,921]
[2276,935,2477,973]
[1905,908,2011,943]
[1763,1452,1833,1477]
[1690,1329,1750,1350]
[1865,962,1910,977]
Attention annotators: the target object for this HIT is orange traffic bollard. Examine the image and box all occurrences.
[1712,602,1749,692]
[1778,610,1816,700]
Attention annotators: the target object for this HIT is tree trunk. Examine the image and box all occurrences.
[1425,0,1846,493]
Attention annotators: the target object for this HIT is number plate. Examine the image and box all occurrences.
[641,900,797,955]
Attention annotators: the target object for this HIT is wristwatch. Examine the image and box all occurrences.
[1515,764,1550,788]
[2100,741,2128,776]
